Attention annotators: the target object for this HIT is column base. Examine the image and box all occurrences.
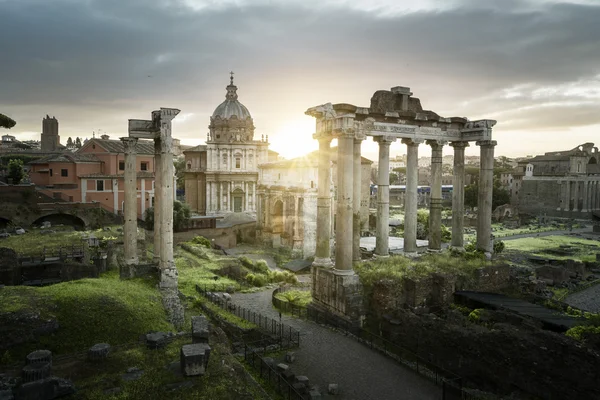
[125,256,139,266]
[426,248,442,254]
[312,257,333,268]
[403,251,418,258]
[311,266,364,326]
[373,253,390,259]
[449,246,465,253]
[159,267,179,289]
[332,268,354,276]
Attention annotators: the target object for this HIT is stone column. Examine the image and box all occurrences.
[582,180,589,212]
[450,142,468,250]
[227,183,231,212]
[153,140,162,263]
[563,180,571,211]
[313,134,333,267]
[573,181,580,212]
[159,133,175,272]
[121,137,139,265]
[476,140,497,254]
[374,136,395,257]
[252,182,256,211]
[402,139,420,255]
[335,130,354,272]
[427,140,445,252]
[245,182,249,212]
[352,137,364,263]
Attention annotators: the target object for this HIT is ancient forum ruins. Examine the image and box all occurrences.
[306,86,497,322]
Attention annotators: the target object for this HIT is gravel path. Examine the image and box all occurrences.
[564,283,600,313]
[231,290,440,400]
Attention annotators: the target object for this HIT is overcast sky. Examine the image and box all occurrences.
[1,0,599,160]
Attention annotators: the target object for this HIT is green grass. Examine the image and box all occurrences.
[194,296,256,330]
[274,290,312,307]
[503,235,600,262]
[1,270,173,362]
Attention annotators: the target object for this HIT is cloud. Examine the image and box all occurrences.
[0,0,599,158]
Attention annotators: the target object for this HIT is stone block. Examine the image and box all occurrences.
[180,343,211,377]
[16,377,74,400]
[296,375,309,387]
[87,343,110,361]
[262,357,275,368]
[281,369,295,382]
[537,265,570,284]
[276,363,289,374]
[308,389,322,399]
[146,332,171,349]
[191,316,210,344]
[26,350,52,367]
[121,367,144,381]
[21,363,50,383]
[328,383,339,395]
[284,352,295,363]
[292,382,307,395]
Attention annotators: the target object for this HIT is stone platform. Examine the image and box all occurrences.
[360,236,429,253]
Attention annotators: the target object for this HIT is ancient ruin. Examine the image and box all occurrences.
[306,86,497,322]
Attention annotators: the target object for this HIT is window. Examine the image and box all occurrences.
[141,162,148,171]
[119,161,125,171]
[222,154,227,165]
[61,169,68,177]
[49,169,53,177]
[235,157,241,168]
[96,180,104,191]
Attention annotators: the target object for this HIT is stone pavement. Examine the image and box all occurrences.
[564,283,600,313]
[231,290,440,400]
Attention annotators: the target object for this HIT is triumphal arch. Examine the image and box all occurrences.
[306,86,497,323]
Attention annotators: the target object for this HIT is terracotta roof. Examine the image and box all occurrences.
[183,145,207,153]
[81,138,155,154]
[79,171,155,179]
[29,153,101,164]
[528,154,571,162]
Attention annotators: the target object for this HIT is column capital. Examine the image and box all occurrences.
[373,135,396,145]
[332,128,356,138]
[401,138,423,146]
[426,140,447,148]
[354,132,366,143]
[450,141,470,149]
[313,132,333,143]
[120,137,138,154]
[476,140,497,147]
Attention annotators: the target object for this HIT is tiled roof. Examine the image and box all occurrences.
[184,145,207,153]
[79,171,155,179]
[82,138,155,154]
[28,153,101,164]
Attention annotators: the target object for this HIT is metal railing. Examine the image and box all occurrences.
[195,284,301,348]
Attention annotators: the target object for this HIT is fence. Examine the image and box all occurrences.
[271,287,480,400]
[243,340,305,400]
[195,284,301,348]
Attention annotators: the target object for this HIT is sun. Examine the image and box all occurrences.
[269,116,319,159]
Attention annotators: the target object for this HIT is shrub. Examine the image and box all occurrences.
[254,260,269,274]
[192,235,212,248]
[239,256,254,269]
[494,240,505,254]
[468,308,484,323]
[566,325,600,341]
[268,270,298,284]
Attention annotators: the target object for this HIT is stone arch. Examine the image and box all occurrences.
[272,199,284,233]
[588,157,597,164]
[31,213,86,231]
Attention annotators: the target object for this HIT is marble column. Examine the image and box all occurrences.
[352,137,364,263]
[153,140,162,263]
[573,181,580,212]
[227,183,231,212]
[563,180,571,211]
[252,182,256,211]
[582,180,589,212]
[427,140,444,252]
[313,134,333,267]
[121,137,138,265]
[374,136,395,257]
[402,138,420,254]
[335,131,354,271]
[159,133,175,272]
[476,140,497,254]
[450,142,468,250]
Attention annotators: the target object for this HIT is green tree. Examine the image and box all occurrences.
[7,159,24,184]
[144,200,191,232]
[66,137,74,148]
[173,157,186,190]
[75,137,82,148]
[389,172,399,185]
[464,182,511,209]
[0,113,16,129]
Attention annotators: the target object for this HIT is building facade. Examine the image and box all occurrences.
[184,76,273,216]
[519,142,600,217]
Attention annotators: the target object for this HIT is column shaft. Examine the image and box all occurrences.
[375,137,394,256]
[122,137,138,265]
[159,135,175,270]
[313,136,333,267]
[353,139,363,262]
[335,134,354,271]
[427,140,444,251]
[582,180,589,212]
[564,180,571,211]
[451,142,468,249]
[403,139,420,254]
[476,140,497,253]
[153,141,162,263]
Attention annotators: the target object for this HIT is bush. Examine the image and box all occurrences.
[494,240,505,254]
[254,260,269,274]
[268,270,298,284]
[246,273,267,287]
[192,235,212,248]
[468,308,484,323]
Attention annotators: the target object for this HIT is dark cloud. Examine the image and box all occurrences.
[1,0,599,157]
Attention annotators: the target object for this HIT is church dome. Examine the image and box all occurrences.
[211,75,251,120]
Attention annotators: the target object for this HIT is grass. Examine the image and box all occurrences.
[193,296,257,330]
[503,235,600,262]
[0,270,173,363]
[355,253,489,289]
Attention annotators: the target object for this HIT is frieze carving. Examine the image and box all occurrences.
[464,119,497,129]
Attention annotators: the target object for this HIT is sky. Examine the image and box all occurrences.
[1,0,600,161]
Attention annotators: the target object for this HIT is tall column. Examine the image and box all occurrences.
[476,140,497,254]
[313,134,333,267]
[563,180,571,211]
[252,182,256,211]
[121,137,139,265]
[402,139,420,255]
[374,136,395,257]
[573,181,580,212]
[159,132,175,272]
[227,182,231,211]
[427,140,445,252]
[450,142,468,249]
[582,180,589,212]
[245,182,249,211]
[335,131,354,271]
[153,140,162,263]
[352,137,364,263]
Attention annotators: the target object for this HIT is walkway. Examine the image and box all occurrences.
[564,283,600,313]
[231,290,440,400]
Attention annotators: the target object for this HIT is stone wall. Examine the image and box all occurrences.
[311,267,364,324]
[375,311,600,399]
[468,264,510,292]
[520,179,592,218]
[173,222,256,249]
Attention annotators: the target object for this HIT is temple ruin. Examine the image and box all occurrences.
[306,86,497,323]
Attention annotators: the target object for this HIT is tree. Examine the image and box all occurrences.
[75,137,82,148]
[66,137,74,148]
[173,157,186,190]
[144,200,191,232]
[389,172,399,185]
[0,113,16,129]
[7,159,24,184]
[464,181,511,210]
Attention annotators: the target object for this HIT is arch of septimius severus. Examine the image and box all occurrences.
[306,86,497,322]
